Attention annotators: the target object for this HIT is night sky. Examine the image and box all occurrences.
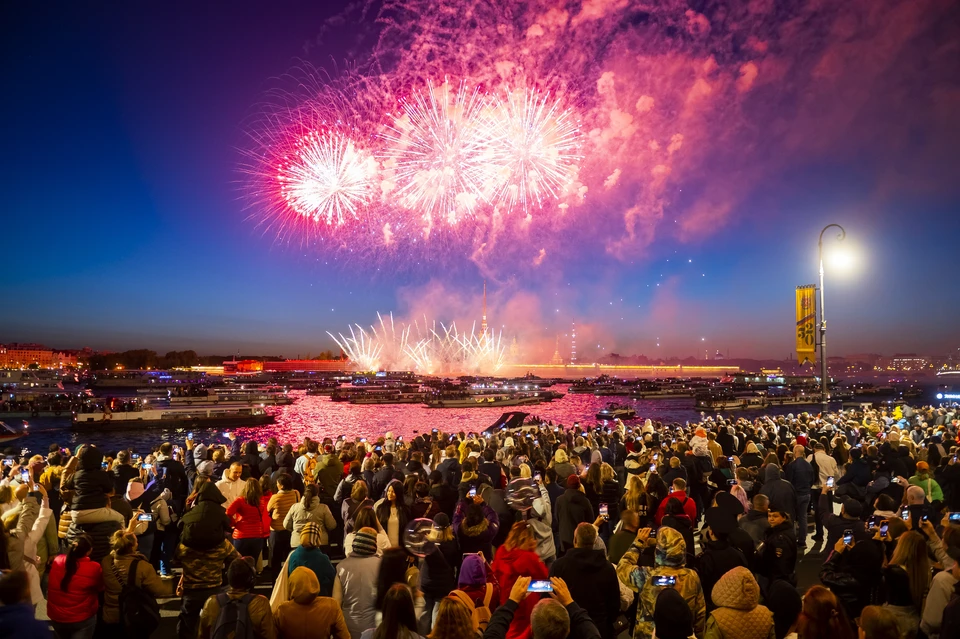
[3,0,959,361]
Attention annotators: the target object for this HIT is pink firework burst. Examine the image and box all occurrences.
[278,129,380,226]
[489,88,583,214]
[381,80,496,229]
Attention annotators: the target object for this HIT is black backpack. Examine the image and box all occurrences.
[211,593,255,639]
[112,558,161,637]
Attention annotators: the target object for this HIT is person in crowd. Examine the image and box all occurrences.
[457,552,500,614]
[651,587,695,639]
[438,447,463,487]
[344,507,391,557]
[817,485,867,551]
[817,533,884,621]
[739,494,771,545]
[361,582,423,639]
[555,475,594,555]
[285,483,337,553]
[654,478,696,526]
[908,461,943,505]
[454,494,500,560]
[46,534,103,639]
[176,531,242,639]
[372,454,405,501]
[198,556,275,639]
[808,443,840,543]
[482,576,600,639]
[316,445,345,499]
[335,461,365,504]
[419,512,460,631]
[550,522,620,639]
[608,508,639,564]
[887,530,930,615]
[288,522,337,596]
[758,507,798,586]
[703,567,774,639]
[696,507,748,611]
[490,522,550,639]
[275,566,351,639]
[101,529,171,637]
[343,480,374,535]
[0,569,52,638]
[180,479,231,550]
[227,477,271,558]
[334,527,383,639]
[784,445,814,549]
[427,595,477,639]
[758,464,796,531]
[267,473,299,576]
[795,585,855,639]
[878,565,920,637]
[616,526,706,639]
[551,450,575,484]
[620,475,654,528]
[216,462,245,506]
[375,479,411,549]
[765,580,802,639]
[856,606,901,639]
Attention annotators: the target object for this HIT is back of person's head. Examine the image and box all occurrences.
[669,456,680,469]
[227,556,257,591]
[355,506,379,532]
[574,522,597,548]
[62,533,94,591]
[430,595,475,639]
[797,585,854,639]
[349,460,361,475]
[752,494,770,512]
[905,485,925,505]
[766,579,802,639]
[857,605,900,639]
[301,482,318,506]
[159,442,173,456]
[382,452,394,466]
[672,477,686,492]
[530,598,570,639]
[110,530,138,556]
[0,569,30,606]
[376,548,411,609]
[889,531,930,609]
[620,509,639,531]
[505,521,537,551]
[653,587,694,639]
[276,473,292,491]
[375,583,417,639]
[483,447,495,462]
[351,480,369,502]
[874,494,896,512]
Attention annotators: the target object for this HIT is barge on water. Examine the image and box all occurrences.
[71,405,274,430]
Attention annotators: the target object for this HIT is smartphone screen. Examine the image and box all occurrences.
[843,530,853,545]
[527,580,553,593]
[652,575,677,587]
[138,513,153,522]
[599,504,609,519]
[534,473,542,482]
[468,486,477,498]
[727,478,737,486]
[142,463,153,470]
[901,507,909,520]
[826,476,835,488]
[649,464,657,472]
[948,512,960,523]
[880,522,889,537]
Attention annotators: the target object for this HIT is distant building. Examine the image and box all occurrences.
[222,359,264,374]
[261,359,347,373]
[0,343,77,369]
[889,354,929,371]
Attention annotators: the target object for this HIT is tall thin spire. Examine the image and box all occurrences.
[481,280,488,335]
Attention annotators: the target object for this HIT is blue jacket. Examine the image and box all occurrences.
[784,458,815,496]
[0,603,52,639]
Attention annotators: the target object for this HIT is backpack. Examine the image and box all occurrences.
[112,558,161,637]
[211,592,255,639]
[473,584,494,632]
[303,455,319,483]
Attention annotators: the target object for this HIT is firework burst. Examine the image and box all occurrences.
[489,88,582,214]
[278,129,380,226]
[381,80,497,227]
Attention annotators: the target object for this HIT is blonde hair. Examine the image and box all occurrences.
[519,464,532,479]
[890,531,930,610]
[554,449,568,464]
[625,475,647,512]
[504,521,537,552]
[430,596,476,638]
[110,530,138,555]
[600,462,615,482]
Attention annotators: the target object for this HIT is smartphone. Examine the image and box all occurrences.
[432,428,438,433]
[901,507,909,520]
[534,473,542,482]
[20,470,30,483]
[527,580,553,593]
[375,446,382,452]
[223,431,231,438]
[583,464,590,473]
[653,453,658,461]
[142,463,153,470]
[360,438,367,443]
[826,476,835,488]
[132,453,140,459]
[868,515,881,528]
[649,464,657,472]
[891,477,899,485]
[138,513,154,522]
[3,459,13,467]
[727,479,737,486]
[949,512,960,523]
[727,456,733,462]
[843,529,853,546]
[187,432,194,439]
[651,575,677,587]
[468,486,477,498]
[599,503,609,520]
[880,521,889,537]
[102,462,108,469]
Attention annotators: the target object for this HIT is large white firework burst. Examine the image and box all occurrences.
[278,129,380,226]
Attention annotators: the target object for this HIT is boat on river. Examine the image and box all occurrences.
[72,405,274,430]
[595,403,637,421]
[0,420,26,444]
[425,394,543,408]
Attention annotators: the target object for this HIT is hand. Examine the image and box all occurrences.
[472,495,484,505]
[920,517,937,538]
[897,476,909,486]
[635,527,652,544]
[594,515,605,527]
[509,576,531,603]
[550,577,573,606]
[227,432,236,441]
[185,437,194,450]
[834,538,852,554]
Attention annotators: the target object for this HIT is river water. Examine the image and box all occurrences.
[6,386,850,457]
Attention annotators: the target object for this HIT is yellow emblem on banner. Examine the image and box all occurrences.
[796,285,817,364]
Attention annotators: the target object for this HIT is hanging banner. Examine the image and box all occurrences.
[796,285,817,364]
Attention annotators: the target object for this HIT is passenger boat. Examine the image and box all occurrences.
[425,394,543,408]
[595,403,637,421]
[0,420,25,444]
[71,405,274,430]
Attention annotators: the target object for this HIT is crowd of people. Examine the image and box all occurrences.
[1,402,959,639]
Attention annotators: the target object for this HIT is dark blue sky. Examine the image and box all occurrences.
[2,1,958,360]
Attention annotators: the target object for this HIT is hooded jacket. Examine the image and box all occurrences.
[491,545,549,639]
[758,465,796,523]
[454,501,500,559]
[67,447,114,510]
[276,567,350,639]
[555,487,595,547]
[284,496,337,547]
[179,481,231,550]
[550,546,621,639]
[704,567,775,639]
[616,527,706,639]
[695,539,748,611]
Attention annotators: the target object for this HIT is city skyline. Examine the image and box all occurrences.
[3,1,959,359]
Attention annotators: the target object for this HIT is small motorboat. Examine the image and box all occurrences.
[0,420,26,445]
[595,403,637,421]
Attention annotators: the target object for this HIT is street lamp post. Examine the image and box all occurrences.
[818,223,846,415]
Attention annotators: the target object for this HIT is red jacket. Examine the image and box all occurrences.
[46,555,104,623]
[654,489,697,525]
[226,497,271,539]
[491,546,548,639]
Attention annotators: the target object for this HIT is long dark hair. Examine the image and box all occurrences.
[62,534,94,591]
[301,482,318,507]
[376,547,410,610]
[241,478,262,508]
[373,583,417,639]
